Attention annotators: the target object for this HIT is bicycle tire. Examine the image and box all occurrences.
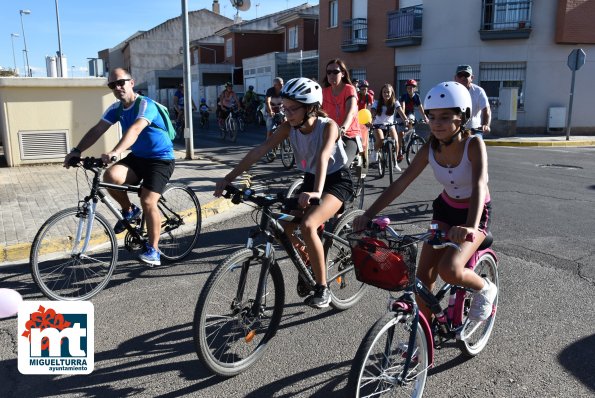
[456,253,499,357]
[280,138,295,169]
[219,119,226,140]
[378,150,385,178]
[30,207,118,301]
[193,248,285,377]
[158,184,202,261]
[406,136,426,166]
[348,311,429,398]
[387,141,395,184]
[238,116,246,132]
[351,165,365,209]
[285,176,304,198]
[324,209,369,310]
[228,117,238,143]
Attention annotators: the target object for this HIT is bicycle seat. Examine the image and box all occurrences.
[478,231,493,250]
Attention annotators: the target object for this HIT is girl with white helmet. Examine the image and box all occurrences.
[215,77,353,309]
[354,81,497,322]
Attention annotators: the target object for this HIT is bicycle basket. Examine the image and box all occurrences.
[347,232,418,291]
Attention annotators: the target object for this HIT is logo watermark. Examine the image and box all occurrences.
[18,301,94,375]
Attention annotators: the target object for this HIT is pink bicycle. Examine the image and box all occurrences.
[347,219,499,397]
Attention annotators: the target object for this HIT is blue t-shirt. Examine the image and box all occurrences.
[102,97,175,160]
[174,89,184,106]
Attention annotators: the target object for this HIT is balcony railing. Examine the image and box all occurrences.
[480,0,532,40]
[341,18,367,52]
[386,6,423,48]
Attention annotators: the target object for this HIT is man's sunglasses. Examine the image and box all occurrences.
[456,72,471,78]
[326,69,342,75]
[107,79,131,89]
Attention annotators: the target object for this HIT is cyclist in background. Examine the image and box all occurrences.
[371,83,410,172]
[173,82,197,126]
[218,82,242,126]
[354,81,497,323]
[214,78,352,309]
[357,80,374,111]
[63,67,175,266]
[243,85,258,123]
[454,65,491,139]
[396,79,427,162]
[199,98,211,123]
[265,77,284,139]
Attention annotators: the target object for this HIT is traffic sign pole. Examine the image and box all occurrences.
[565,49,586,141]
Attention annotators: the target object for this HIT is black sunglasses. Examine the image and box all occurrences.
[326,69,341,75]
[107,78,131,89]
[456,72,470,78]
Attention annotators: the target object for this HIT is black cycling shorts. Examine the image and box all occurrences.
[432,192,492,234]
[115,153,175,195]
[299,168,354,204]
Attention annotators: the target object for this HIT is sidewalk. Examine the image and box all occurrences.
[0,148,248,266]
[1,134,594,266]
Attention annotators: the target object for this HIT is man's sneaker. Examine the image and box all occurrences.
[304,284,331,309]
[468,278,497,321]
[138,243,161,267]
[114,204,142,234]
[394,163,402,172]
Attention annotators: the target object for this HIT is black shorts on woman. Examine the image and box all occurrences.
[431,192,492,234]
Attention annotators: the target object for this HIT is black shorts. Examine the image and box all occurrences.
[432,193,492,233]
[116,153,175,194]
[299,168,354,203]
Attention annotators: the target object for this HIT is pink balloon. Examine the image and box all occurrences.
[0,288,23,319]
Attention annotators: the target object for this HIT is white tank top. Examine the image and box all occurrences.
[289,117,349,174]
[428,136,487,199]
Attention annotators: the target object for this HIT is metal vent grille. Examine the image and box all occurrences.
[18,130,69,160]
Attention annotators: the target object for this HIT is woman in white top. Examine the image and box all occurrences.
[214,78,353,309]
[354,81,497,323]
[371,84,411,172]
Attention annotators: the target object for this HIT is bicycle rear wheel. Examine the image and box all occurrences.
[30,207,118,300]
[324,209,369,310]
[348,311,429,398]
[456,253,499,356]
[280,138,295,169]
[406,135,426,165]
[158,184,202,261]
[193,248,285,377]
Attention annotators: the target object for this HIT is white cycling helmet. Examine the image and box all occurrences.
[281,78,323,105]
[423,81,471,118]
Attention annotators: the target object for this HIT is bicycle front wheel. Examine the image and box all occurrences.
[386,142,396,184]
[193,248,285,377]
[280,138,295,169]
[348,311,429,398]
[228,117,238,142]
[377,150,385,178]
[406,135,426,165]
[456,252,499,356]
[351,164,365,209]
[324,209,368,310]
[158,184,202,261]
[285,176,304,198]
[30,207,118,301]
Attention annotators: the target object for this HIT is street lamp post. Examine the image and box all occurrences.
[55,0,64,77]
[19,9,31,77]
[10,33,20,74]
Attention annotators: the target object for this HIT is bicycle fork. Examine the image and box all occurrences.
[73,199,98,256]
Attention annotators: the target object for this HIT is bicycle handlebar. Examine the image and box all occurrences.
[223,185,320,210]
[68,156,118,169]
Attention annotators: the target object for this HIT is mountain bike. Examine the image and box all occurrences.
[29,157,202,301]
[264,112,289,164]
[192,185,368,377]
[219,105,242,142]
[347,219,499,397]
[370,123,400,183]
[401,119,427,166]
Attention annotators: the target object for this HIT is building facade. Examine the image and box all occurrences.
[318,0,595,133]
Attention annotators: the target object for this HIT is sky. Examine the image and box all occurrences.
[1,0,318,77]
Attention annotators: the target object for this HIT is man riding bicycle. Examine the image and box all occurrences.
[265,77,284,139]
[173,82,197,126]
[63,67,175,266]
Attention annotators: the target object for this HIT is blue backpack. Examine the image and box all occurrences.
[116,95,177,142]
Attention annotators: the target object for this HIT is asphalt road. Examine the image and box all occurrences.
[0,122,594,397]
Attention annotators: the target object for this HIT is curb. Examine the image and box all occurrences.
[0,175,253,267]
[484,140,595,147]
